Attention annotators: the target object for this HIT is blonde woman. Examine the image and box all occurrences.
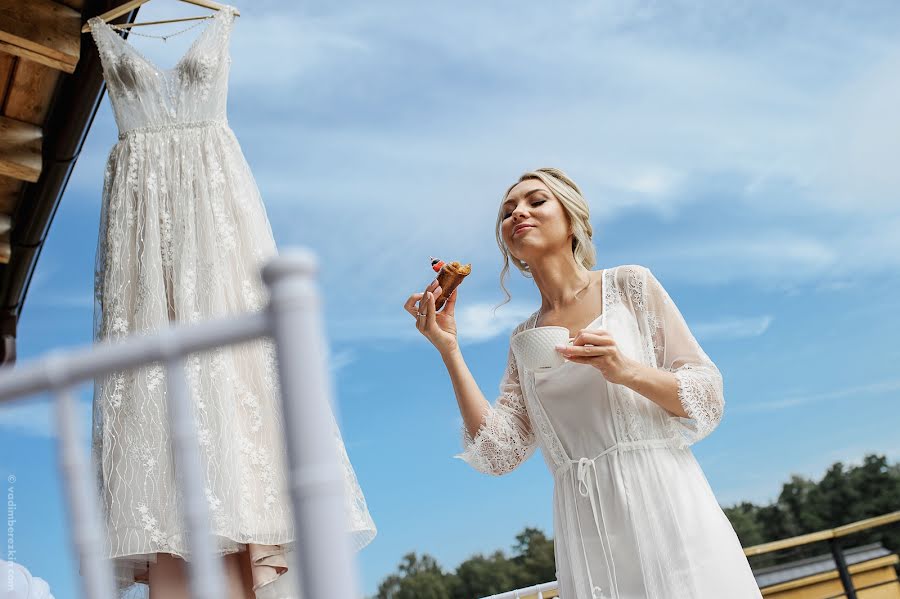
[404,168,762,598]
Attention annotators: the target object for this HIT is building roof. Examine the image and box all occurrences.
[0,0,138,363]
[753,542,894,589]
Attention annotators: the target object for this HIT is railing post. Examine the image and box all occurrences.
[163,351,226,599]
[829,537,857,599]
[263,250,359,599]
[53,378,116,599]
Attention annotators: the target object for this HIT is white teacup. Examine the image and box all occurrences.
[511,326,571,372]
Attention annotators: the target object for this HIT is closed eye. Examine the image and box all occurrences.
[503,199,546,219]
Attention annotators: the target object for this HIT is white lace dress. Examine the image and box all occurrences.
[88,7,375,597]
[458,265,762,599]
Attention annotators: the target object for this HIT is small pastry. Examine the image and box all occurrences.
[429,256,471,311]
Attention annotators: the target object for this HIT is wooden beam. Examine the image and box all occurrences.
[0,214,9,266]
[0,174,19,213]
[0,53,14,102]
[0,115,41,182]
[0,0,81,74]
[0,231,9,264]
[4,60,61,126]
[56,0,85,11]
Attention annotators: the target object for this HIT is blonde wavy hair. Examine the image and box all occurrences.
[494,167,596,311]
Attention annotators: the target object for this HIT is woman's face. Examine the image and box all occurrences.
[500,179,571,262]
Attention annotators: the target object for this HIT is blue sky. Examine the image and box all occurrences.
[2,1,900,597]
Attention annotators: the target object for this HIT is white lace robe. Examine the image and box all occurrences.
[458,265,762,599]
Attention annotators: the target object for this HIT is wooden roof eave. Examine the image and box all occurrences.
[0,0,140,364]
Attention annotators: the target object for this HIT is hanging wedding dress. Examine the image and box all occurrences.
[87,7,375,597]
[458,265,762,599]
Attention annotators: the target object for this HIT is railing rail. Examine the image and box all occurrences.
[480,580,559,599]
[744,510,900,599]
[743,511,900,557]
[0,249,359,599]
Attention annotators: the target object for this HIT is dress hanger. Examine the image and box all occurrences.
[82,0,240,34]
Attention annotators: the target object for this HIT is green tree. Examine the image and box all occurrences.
[376,553,459,599]
[724,501,767,548]
[511,527,556,588]
[452,551,519,599]
[722,453,900,567]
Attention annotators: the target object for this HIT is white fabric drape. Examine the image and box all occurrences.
[458,265,761,599]
[89,7,375,597]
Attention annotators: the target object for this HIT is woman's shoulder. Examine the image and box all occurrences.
[603,263,654,286]
[603,265,669,310]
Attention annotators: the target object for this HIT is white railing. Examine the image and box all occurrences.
[480,581,559,599]
[0,249,358,599]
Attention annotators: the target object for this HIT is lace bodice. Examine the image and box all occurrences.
[89,7,236,135]
[457,265,726,475]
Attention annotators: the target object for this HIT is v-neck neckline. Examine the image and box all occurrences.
[93,7,228,74]
[528,268,608,338]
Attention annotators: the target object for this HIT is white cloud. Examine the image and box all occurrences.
[456,302,536,344]
[814,52,900,211]
[625,168,685,198]
[67,0,900,341]
[694,316,773,340]
[737,379,900,413]
[626,234,838,288]
[329,348,357,374]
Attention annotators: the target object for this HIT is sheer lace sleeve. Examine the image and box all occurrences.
[625,265,725,445]
[455,330,538,475]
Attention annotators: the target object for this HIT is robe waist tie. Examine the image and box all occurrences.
[560,438,680,599]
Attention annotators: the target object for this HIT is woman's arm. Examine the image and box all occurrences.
[619,363,688,418]
[451,339,538,476]
[640,266,725,442]
[404,279,537,474]
[441,346,493,438]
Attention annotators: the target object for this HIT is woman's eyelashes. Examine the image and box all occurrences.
[503,200,546,220]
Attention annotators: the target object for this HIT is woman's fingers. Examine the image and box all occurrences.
[404,293,420,311]
[405,292,426,318]
[557,344,616,357]
[442,287,458,315]
[415,296,426,331]
[571,330,615,347]
[433,285,443,307]
[415,291,433,333]
[406,279,439,319]
[424,290,437,328]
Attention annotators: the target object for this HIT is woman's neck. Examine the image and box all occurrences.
[530,254,594,313]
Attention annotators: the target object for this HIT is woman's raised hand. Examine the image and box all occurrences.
[555,328,640,385]
[403,278,460,356]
